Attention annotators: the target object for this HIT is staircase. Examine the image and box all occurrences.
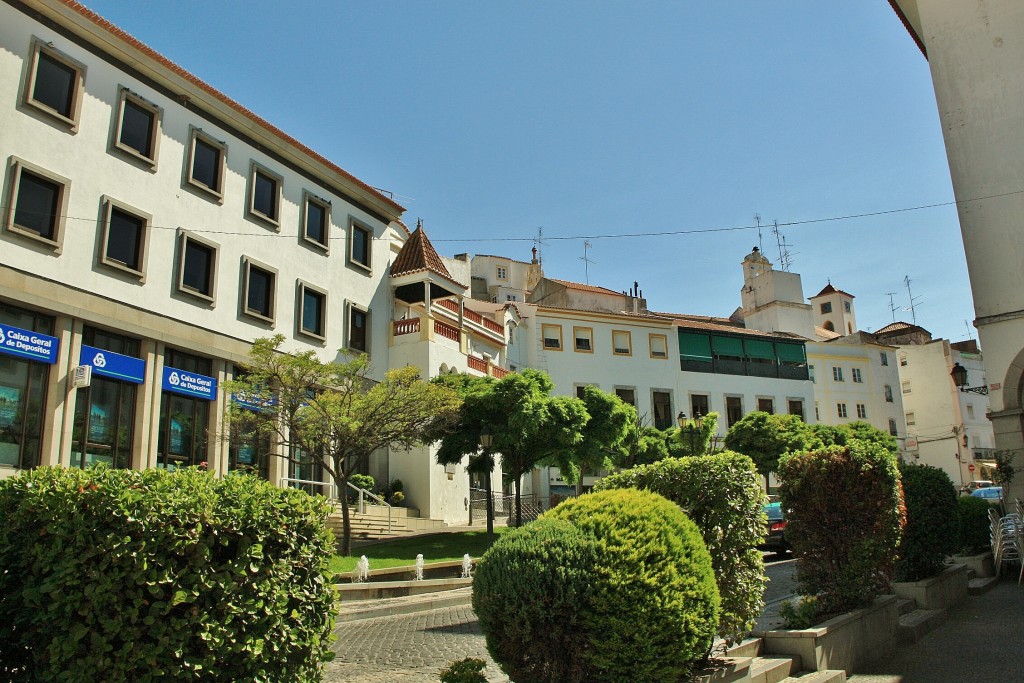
[325,503,447,542]
[696,638,846,683]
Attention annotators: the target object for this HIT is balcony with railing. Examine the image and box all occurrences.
[433,298,506,342]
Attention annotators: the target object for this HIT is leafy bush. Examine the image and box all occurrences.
[594,452,767,644]
[439,657,488,682]
[349,473,376,492]
[895,464,959,582]
[0,466,336,682]
[390,490,406,506]
[957,495,994,555]
[778,441,905,616]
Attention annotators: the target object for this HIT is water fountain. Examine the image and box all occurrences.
[355,555,370,583]
[415,553,425,581]
[461,553,473,579]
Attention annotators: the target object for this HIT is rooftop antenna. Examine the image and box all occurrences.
[903,275,922,325]
[964,319,974,341]
[885,292,899,323]
[754,214,764,254]
[533,226,547,269]
[771,220,794,272]
[579,241,596,284]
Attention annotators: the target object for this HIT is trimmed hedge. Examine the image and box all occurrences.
[895,464,959,582]
[0,466,336,682]
[779,442,905,615]
[594,452,767,644]
[957,495,994,555]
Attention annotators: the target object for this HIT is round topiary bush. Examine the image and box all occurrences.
[0,465,336,682]
[546,488,719,681]
[895,463,959,582]
[957,494,994,555]
[472,518,600,683]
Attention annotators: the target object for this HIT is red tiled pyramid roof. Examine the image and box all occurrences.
[390,226,466,288]
[811,283,855,299]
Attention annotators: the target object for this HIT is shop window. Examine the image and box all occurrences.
[0,304,53,469]
[157,349,212,470]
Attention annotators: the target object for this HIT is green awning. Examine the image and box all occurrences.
[679,332,712,361]
[712,335,744,357]
[776,343,806,363]
[745,339,776,360]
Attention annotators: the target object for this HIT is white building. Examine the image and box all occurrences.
[890,1,1024,496]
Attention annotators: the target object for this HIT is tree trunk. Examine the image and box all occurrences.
[339,472,352,556]
[514,474,522,527]
[485,453,494,536]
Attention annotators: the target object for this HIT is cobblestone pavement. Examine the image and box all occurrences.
[323,604,508,683]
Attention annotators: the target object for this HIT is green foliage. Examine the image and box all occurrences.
[544,489,720,681]
[778,441,905,616]
[895,464,959,582]
[956,495,994,555]
[620,420,670,467]
[844,421,899,456]
[472,518,601,683]
[438,657,488,683]
[348,474,375,493]
[389,491,406,506]
[594,452,767,644]
[0,466,336,682]
[778,596,820,629]
[554,385,635,485]
[725,412,816,488]
[993,450,1016,487]
[671,412,720,458]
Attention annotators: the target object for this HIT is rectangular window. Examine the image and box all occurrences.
[649,334,668,359]
[542,324,562,350]
[691,394,709,419]
[837,403,848,418]
[844,301,851,313]
[815,402,820,421]
[902,380,911,395]
[906,411,916,426]
[249,163,281,226]
[833,366,843,382]
[298,281,327,340]
[652,391,672,430]
[23,39,85,128]
[967,404,976,420]
[348,304,369,353]
[889,419,898,436]
[788,400,804,421]
[506,294,517,302]
[574,327,593,353]
[302,192,330,250]
[880,352,889,366]
[809,364,815,383]
[615,388,636,406]
[177,231,218,302]
[100,199,150,277]
[496,266,508,280]
[884,385,893,402]
[0,303,53,469]
[186,127,226,199]
[242,258,276,322]
[820,302,832,314]
[5,158,70,249]
[900,354,908,367]
[852,368,863,383]
[612,330,632,356]
[350,221,372,270]
[856,403,867,419]
[113,88,161,165]
[757,398,775,414]
[726,396,743,427]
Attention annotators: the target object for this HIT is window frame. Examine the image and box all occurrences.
[541,324,563,351]
[880,352,889,366]
[297,280,328,341]
[248,161,283,228]
[611,329,632,356]
[820,302,832,314]
[906,411,916,426]
[496,265,508,280]
[176,229,219,304]
[757,397,775,414]
[832,366,844,382]
[301,191,331,252]
[884,384,894,402]
[614,386,636,406]
[184,126,227,200]
[856,403,867,419]
[98,196,151,279]
[649,333,668,359]
[22,38,86,130]
[902,380,912,395]
[573,326,594,353]
[4,156,70,251]
[240,256,278,324]
[111,86,162,168]
[837,402,848,419]
[348,218,373,272]
[852,367,863,383]
[651,390,673,430]
[346,301,370,354]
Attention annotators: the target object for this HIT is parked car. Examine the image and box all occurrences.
[761,502,790,553]
[961,480,994,495]
[970,486,1003,503]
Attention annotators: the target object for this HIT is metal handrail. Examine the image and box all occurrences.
[279,477,337,501]
[346,481,392,534]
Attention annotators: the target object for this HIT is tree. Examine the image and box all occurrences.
[226,335,462,556]
[553,385,635,495]
[724,412,816,491]
[620,419,671,468]
[434,369,589,526]
[671,412,720,458]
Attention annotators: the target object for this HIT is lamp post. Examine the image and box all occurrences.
[951,362,989,395]
[479,429,494,536]
[677,411,704,455]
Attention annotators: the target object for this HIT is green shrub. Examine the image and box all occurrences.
[895,464,959,582]
[439,657,488,682]
[472,518,599,682]
[594,452,767,643]
[0,466,336,682]
[778,442,905,616]
[957,495,994,555]
[546,488,719,681]
[349,473,375,492]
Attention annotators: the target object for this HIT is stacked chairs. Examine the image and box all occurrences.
[990,505,1022,582]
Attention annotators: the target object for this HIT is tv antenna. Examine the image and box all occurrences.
[755,214,764,254]
[963,319,974,341]
[579,241,596,284]
[903,275,922,325]
[771,220,795,272]
[533,226,547,268]
[885,292,899,323]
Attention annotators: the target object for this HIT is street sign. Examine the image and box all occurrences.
[968,463,976,472]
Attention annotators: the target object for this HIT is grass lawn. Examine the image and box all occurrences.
[329,527,511,575]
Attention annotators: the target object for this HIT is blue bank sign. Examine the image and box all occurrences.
[0,324,59,364]
[162,366,217,401]
[80,345,146,384]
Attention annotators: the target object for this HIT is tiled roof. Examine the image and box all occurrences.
[815,325,842,340]
[548,278,623,296]
[811,283,855,299]
[390,226,467,289]
[654,312,739,326]
[888,0,927,58]
[57,0,404,216]
[674,318,804,341]
[875,321,915,335]
[536,304,672,321]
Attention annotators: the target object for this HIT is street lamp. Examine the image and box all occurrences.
[951,362,989,395]
[677,411,704,454]
[479,429,495,536]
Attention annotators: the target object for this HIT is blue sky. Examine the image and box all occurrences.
[83,2,973,341]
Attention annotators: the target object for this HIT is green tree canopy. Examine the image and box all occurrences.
[724,412,816,490]
[553,385,635,492]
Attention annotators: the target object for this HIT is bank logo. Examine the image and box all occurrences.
[0,328,5,345]
[93,352,107,368]
[168,371,181,386]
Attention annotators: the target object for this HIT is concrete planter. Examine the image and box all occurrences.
[892,563,969,610]
[759,594,899,674]
[952,552,995,578]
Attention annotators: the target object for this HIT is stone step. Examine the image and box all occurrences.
[780,671,846,682]
[897,608,946,644]
[749,656,800,683]
[896,597,917,616]
[692,657,752,683]
[968,576,1000,595]
[725,637,764,659]
[335,586,473,622]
